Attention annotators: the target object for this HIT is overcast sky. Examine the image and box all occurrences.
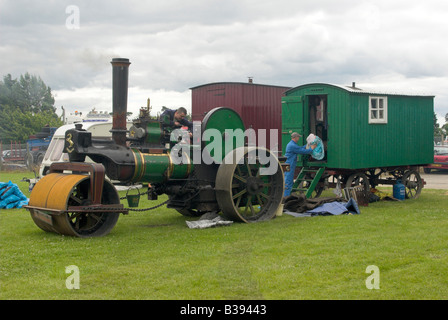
[1,0,447,124]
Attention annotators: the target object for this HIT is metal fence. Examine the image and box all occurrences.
[0,141,28,169]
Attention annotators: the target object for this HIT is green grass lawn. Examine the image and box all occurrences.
[1,170,448,300]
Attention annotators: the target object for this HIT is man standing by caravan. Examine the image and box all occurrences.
[284,132,313,197]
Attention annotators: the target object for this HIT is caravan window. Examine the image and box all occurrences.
[369,96,388,124]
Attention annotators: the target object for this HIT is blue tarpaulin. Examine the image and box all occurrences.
[0,181,29,209]
[284,197,360,217]
[307,201,349,215]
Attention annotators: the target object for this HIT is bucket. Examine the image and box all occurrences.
[126,187,141,207]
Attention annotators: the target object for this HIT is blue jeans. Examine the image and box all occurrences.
[284,162,296,197]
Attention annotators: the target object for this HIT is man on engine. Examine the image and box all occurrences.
[160,107,193,132]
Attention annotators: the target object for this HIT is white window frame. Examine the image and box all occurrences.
[369,96,388,124]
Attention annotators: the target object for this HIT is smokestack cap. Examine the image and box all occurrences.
[111,58,131,66]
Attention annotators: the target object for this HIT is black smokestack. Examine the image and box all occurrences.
[110,58,131,146]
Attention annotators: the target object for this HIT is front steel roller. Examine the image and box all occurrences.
[28,173,121,237]
[215,147,284,223]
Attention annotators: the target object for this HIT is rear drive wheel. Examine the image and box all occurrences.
[215,147,284,223]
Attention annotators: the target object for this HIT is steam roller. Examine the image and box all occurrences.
[25,58,284,237]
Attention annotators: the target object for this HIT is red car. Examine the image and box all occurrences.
[424,146,448,173]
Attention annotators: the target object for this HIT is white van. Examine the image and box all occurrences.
[39,122,132,177]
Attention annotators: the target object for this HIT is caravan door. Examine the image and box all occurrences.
[281,95,305,153]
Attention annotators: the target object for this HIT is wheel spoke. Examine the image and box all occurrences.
[69,195,83,205]
[233,173,246,183]
[255,194,264,207]
[262,182,272,187]
[232,189,247,200]
[259,192,270,199]
[69,212,82,220]
[244,200,250,214]
[248,200,255,216]
[236,166,244,178]
[256,166,261,178]
[74,216,81,230]
[89,214,102,223]
[246,162,253,177]
[235,194,243,208]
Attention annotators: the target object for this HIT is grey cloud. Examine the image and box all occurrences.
[1,0,447,120]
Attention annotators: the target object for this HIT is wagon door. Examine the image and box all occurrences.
[281,95,304,153]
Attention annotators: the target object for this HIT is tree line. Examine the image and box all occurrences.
[0,72,446,143]
[0,73,63,142]
[434,112,448,140]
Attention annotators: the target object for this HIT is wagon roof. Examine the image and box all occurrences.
[190,81,291,90]
[286,83,435,97]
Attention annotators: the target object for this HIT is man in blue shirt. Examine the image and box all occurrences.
[284,132,313,197]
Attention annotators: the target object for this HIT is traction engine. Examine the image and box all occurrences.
[25,58,284,237]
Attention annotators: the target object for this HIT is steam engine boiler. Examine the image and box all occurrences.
[25,58,284,237]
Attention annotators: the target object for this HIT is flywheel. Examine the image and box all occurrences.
[215,146,284,223]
